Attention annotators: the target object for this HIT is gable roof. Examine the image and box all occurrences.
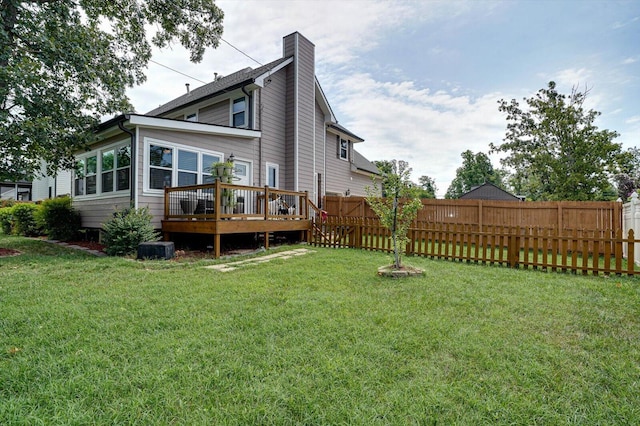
[146,56,293,117]
[459,182,523,201]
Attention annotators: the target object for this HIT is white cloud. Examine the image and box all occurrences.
[622,57,638,65]
[326,73,506,196]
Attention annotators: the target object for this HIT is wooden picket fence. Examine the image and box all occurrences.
[310,217,640,276]
[324,196,622,231]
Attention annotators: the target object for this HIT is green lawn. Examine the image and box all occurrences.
[1,234,639,424]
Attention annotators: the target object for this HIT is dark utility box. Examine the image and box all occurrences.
[137,241,175,260]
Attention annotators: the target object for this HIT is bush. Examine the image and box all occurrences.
[11,203,42,237]
[0,206,14,234]
[102,206,160,256]
[37,196,81,241]
[0,199,16,208]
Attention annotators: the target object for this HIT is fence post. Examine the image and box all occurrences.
[508,227,521,269]
[632,193,640,266]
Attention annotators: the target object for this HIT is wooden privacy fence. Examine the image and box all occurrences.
[324,196,622,231]
[310,217,639,276]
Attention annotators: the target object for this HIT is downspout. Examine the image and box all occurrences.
[294,35,299,192]
[118,118,136,205]
[241,85,253,129]
[258,89,263,186]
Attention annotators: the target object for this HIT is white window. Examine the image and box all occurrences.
[149,144,173,189]
[339,139,348,160]
[185,112,198,122]
[74,142,130,197]
[266,163,279,188]
[232,97,246,128]
[177,149,198,186]
[202,154,221,184]
[144,138,223,193]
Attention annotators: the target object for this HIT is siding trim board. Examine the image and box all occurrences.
[128,115,260,139]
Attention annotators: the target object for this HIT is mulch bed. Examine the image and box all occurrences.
[0,247,21,257]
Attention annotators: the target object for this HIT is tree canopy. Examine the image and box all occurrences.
[490,81,622,201]
[0,0,224,181]
[417,175,437,199]
[445,150,504,199]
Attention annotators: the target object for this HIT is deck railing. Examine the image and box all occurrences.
[164,180,309,221]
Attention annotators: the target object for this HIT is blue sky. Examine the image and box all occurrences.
[128,0,640,197]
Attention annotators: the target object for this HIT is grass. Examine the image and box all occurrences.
[1,234,640,424]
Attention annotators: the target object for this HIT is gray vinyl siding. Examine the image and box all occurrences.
[282,32,315,193]
[296,34,315,193]
[198,100,229,125]
[314,101,326,202]
[74,196,131,229]
[284,58,295,190]
[258,68,288,188]
[347,173,374,197]
[325,133,353,196]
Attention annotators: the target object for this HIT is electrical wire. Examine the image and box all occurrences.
[149,59,208,84]
[221,37,264,67]
[147,37,263,84]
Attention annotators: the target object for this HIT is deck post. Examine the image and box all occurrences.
[164,187,170,220]
[214,179,221,221]
[214,234,220,258]
[264,186,270,219]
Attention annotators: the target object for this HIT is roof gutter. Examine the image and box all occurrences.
[117,116,136,205]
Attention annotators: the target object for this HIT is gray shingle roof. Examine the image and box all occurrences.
[146,56,293,116]
[353,150,380,175]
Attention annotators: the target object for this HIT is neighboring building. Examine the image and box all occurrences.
[0,180,32,201]
[459,182,524,201]
[33,32,379,228]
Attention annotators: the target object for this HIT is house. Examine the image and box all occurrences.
[34,32,379,229]
[459,182,524,201]
[0,180,32,201]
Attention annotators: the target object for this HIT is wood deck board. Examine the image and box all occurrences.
[161,219,311,235]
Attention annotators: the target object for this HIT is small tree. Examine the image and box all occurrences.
[366,160,422,269]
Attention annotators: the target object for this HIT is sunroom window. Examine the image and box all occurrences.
[74,143,130,197]
[177,149,198,186]
[144,138,223,192]
[149,144,173,189]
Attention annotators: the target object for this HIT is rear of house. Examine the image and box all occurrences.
[33,32,379,230]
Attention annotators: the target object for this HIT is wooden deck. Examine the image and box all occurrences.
[161,180,312,257]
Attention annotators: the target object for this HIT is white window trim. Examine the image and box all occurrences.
[266,162,279,188]
[339,139,349,161]
[230,95,248,128]
[74,140,131,200]
[142,137,224,196]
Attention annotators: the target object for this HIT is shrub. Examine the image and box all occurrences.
[102,206,160,256]
[37,196,82,241]
[0,206,14,234]
[0,199,16,208]
[11,203,43,237]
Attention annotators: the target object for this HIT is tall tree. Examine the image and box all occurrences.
[445,150,504,199]
[0,0,224,180]
[417,175,437,199]
[490,81,621,201]
[613,147,640,201]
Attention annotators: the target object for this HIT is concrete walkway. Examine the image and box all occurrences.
[204,248,314,272]
[42,239,107,257]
